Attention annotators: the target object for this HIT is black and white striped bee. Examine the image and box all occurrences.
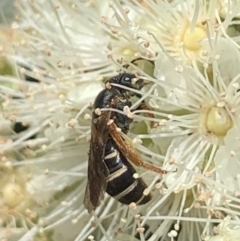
[84,65,166,214]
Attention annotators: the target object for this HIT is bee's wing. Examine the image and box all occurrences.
[83,111,111,213]
[108,122,166,175]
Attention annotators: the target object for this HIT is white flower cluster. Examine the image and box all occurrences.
[1,0,240,241]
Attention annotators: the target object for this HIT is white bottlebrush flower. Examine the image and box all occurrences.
[99,1,240,240]
[0,0,118,240]
[103,0,240,66]
[208,216,240,241]
[94,37,240,241]
[139,37,240,240]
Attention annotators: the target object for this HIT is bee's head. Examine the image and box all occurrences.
[108,73,144,90]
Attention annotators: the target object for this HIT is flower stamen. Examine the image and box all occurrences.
[205,106,232,137]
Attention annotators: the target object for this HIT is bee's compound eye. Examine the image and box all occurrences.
[121,74,134,85]
[123,76,131,83]
[111,73,135,87]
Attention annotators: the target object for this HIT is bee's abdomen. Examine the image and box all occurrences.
[104,139,151,205]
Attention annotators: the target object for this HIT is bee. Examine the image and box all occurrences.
[84,72,166,213]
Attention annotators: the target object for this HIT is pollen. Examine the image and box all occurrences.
[133,173,139,179]
[143,187,150,196]
[120,45,136,56]
[1,182,24,208]
[206,106,232,137]
[94,108,102,116]
[168,230,178,238]
[181,24,207,51]
[129,202,137,209]
[136,227,145,233]
[117,44,138,62]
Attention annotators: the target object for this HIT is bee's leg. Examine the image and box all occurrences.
[133,101,156,128]
[108,122,166,175]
